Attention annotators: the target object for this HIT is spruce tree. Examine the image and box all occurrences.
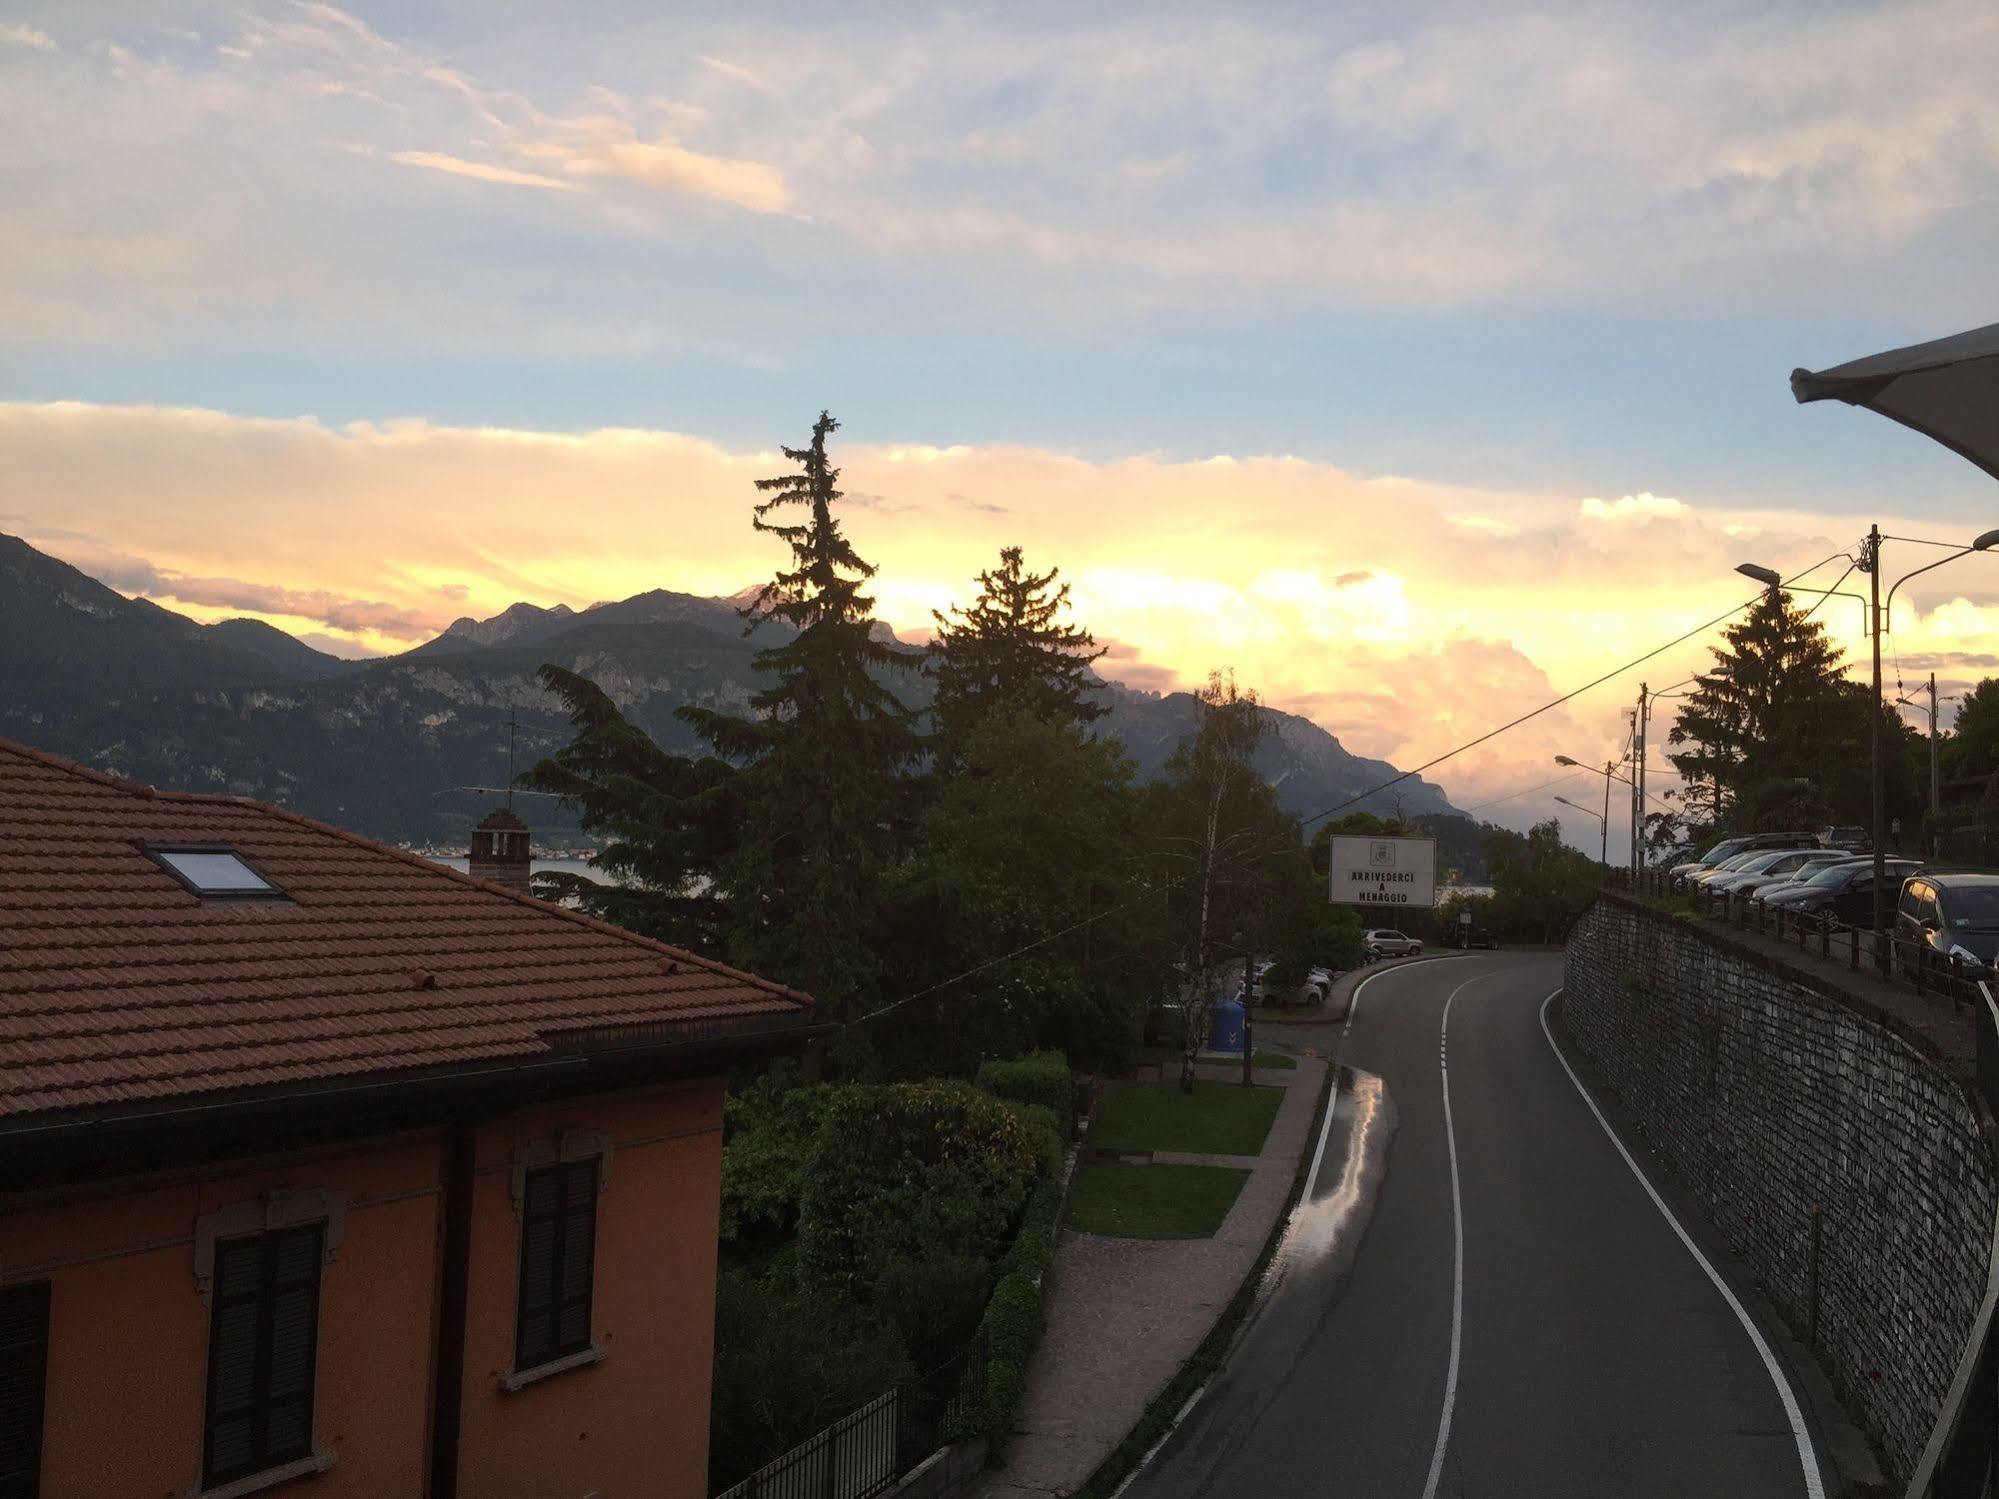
[1667,588,1853,825]
[679,411,919,1016]
[928,546,1106,763]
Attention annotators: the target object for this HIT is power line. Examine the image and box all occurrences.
[854,578,1792,1027]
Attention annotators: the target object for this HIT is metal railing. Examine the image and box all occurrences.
[1618,867,1989,1012]
[714,1389,901,1499]
[713,1339,986,1499]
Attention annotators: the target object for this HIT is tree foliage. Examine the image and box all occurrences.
[677,411,921,1015]
[928,545,1106,765]
[1666,588,1853,827]
[517,663,737,950]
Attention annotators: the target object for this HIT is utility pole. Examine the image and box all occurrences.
[1865,525,1888,973]
[1599,760,1612,870]
[1637,682,1650,871]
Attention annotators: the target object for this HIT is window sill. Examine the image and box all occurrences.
[501,1343,608,1392]
[192,1447,336,1499]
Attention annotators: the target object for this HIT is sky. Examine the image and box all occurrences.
[5,0,1999,856]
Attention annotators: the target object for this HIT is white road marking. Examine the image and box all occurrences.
[1419,969,1497,1499]
[1304,956,1479,1200]
[1538,989,1826,1499]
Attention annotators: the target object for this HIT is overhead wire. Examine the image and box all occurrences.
[854,563,1844,1027]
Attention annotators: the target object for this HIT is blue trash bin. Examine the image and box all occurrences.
[1209,997,1246,1054]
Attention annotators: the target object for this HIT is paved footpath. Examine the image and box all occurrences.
[968,1048,1328,1499]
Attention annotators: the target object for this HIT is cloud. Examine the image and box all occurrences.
[0,23,55,50]
[20,525,449,640]
[539,128,791,213]
[699,55,770,92]
[7,400,1999,841]
[389,150,577,192]
[1579,493,1689,522]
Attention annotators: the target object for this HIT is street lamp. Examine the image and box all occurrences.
[1554,795,1608,870]
[1735,530,1999,970]
[1554,756,1630,870]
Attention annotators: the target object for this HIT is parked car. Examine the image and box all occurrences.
[1671,832,1818,885]
[1298,966,1334,1003]
[1233,959,1278,1004]
[1718,848,1853,897]
[1818,826,1871,852]
[1690,849,1797,888]
[1895,873,1999,978]
[1364,929,1423,958]
[1703,848,1813,895]
[1761,858,1923,924]
[1444,924,1500,949]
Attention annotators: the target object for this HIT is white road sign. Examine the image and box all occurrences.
[1328,835,1437,909]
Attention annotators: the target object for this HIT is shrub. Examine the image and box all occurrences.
[719,1073,831,1259]
[798,1081,1039,1309]
[976,1049,1073,1122]
[949,1170,1065,1441]
[1002,1101,1066,1177]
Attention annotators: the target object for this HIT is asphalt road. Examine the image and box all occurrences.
[1125,953,1824,1499]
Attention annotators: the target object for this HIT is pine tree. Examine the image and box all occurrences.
[1667,588,1853,826]
[679,411,919,1016]
[928,546,1106,763]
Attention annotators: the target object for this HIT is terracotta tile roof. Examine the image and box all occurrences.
[0,737,813,1122]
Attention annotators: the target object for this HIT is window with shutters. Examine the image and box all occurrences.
[513,1157,599,1374]
[201,1223,324,1490]
[0,1282,50,1499]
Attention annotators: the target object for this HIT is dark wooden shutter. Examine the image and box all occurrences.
[203,1223,324,1488]
[0,1282,49,1499]
[515,1158,598,1370]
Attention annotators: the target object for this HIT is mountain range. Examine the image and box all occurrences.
[0,532,1461,850]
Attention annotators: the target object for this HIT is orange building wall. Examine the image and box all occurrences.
[0,1078,727,1499]
[455,1082,726,1499]
[0,1139,442,1499]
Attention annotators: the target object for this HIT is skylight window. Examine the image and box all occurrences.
[145,845,283,898]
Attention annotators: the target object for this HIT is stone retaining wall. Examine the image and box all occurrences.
[1563,894,1998,1485]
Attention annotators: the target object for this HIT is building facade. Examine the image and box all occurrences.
[0,738,819,1499]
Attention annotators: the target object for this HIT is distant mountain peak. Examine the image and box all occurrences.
[438,600,574,648]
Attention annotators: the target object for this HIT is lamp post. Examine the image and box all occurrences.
[1735,528,1999,973]
[1555,755,1631,870]
[1554,794,1609,872]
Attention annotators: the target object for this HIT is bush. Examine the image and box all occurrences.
[798,1081,1039,1308]
[976,1049,1073,1122]
[949,1170,1065,1440]
[1006,1101,1066,1178]
[719,1073,831,1260]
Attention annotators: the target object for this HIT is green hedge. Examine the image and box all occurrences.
[947,1167,1065,1442]
[1006,1102,1066,1179]
[976,1050,1073,1123]
[798,1081,1038,1308]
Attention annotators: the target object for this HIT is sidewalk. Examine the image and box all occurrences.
[967,1052,1328,1499]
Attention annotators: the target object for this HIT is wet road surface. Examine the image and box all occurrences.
[1125,953,1822,1499]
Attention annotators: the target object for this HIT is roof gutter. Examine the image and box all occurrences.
[0,1017,831,1194]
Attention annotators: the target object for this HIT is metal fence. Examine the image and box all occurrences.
[1619,867,1990,1011]
[713,1389,901,1499]
[712,1338,986,1499]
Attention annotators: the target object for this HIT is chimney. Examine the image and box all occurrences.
[469,806,532,894]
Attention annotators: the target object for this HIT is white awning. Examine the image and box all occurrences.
[1792,320,1999,483]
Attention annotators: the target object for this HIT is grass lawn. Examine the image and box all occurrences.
[1090,1079,1284,1156]
[1135,1045,1295,1070]
[1065,1162,1252,1239]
